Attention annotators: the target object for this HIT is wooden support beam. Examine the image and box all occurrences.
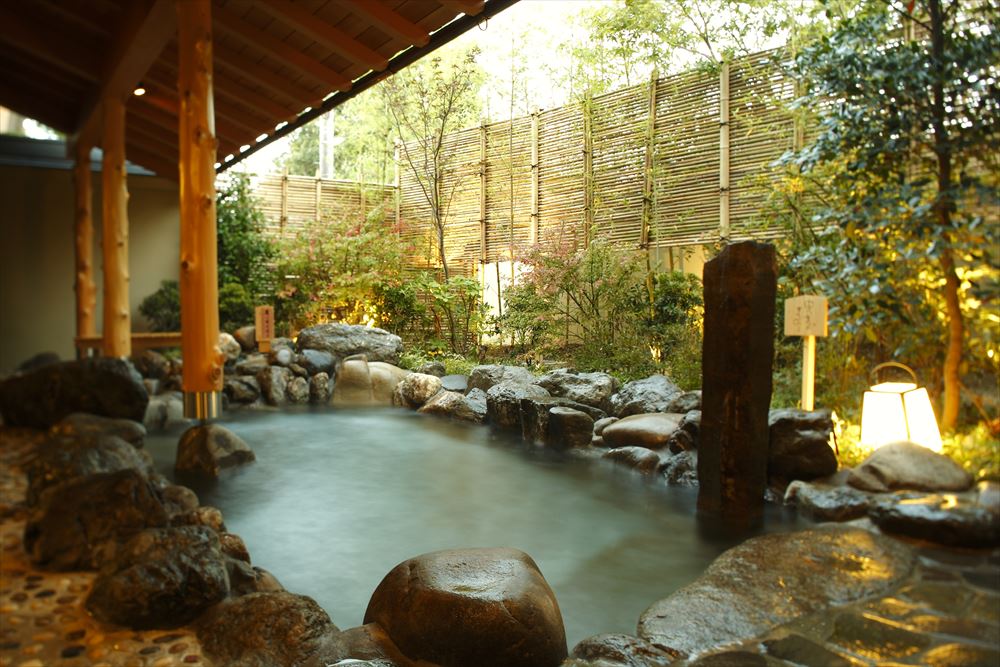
[101,97,131,358]
[439,0,486,16]
[177,0,223,405]
[74,0,176,150]
[214,4,353,92]
[73,143,97,343]
[214,46,323,109]
[342,0,430,47]
[0,4,102,83]
[259,0,388,71]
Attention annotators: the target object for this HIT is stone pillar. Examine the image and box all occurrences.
[697,241,776,527]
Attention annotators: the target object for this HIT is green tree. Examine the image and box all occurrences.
[216,172,276,298]
[783,0,1000,429]
[282,122,319,176]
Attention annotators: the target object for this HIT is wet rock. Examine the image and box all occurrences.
[296,322,403,364]
[521,396,605,445]
[15,351,61,373]
[176,424,255,477]
[594,417,619,436]
[49,412,146,447]
[0,357,148,428]
[307,623,410,667]
[218,332,242,363]
[224,375,261,404]
[637,526,915,658]
[418,390,487,423]
[227,557,285,597]
[687,651,767,666]
[393,373,443,409]
[233,325,257,351]
[25,433,152,506]
[665,390,702,414]
[369,361,410,404]
[602,413,683,450]
[666,410,701,453]
[609,374,681,417]
[547,407,595,450]
[298,349,335,376]
[569,633,674,666]
[848,442,974,493]
[309,372,330,404]
[768,409,837,485]
[161,484,199,518]
[143,391,189,431]
[783,480,871,522]
[468,364,538,393]
[763,634,857,667]
[869,493,1000,548]
[86,526,229,629]
[198,591,336,667]
[258,366,292,406]
[219,532,250,562]
[289,362,310,378]
[24,469,169,570]
[287,376,310,404]
[416,361,447,377]
[827,610,930,661]
[271,347,294,366]
[487,383,550,429]
[441,373,469,393]
[364,547,567,667]
[236,354,270,376]
[173,505,226,533]
[333,355,376,405]
[921,642,1000,667]
[602,447,664,475]
[536,368,620,412]
[662,450,698,486]
[133,350,172,380]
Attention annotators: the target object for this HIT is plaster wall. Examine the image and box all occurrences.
[0,164,180,372]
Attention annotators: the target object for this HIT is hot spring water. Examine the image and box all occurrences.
[146,408,806,645]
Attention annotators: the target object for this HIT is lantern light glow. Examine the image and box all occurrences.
[859,363,943,452]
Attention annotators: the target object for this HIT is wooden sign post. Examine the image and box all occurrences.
[784,295,828,410]
[255,306,275,353]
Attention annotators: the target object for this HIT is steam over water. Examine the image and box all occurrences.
[147,408,805,645]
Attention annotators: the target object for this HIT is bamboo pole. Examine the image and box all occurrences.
[101,97,131,358]
[719,61,731,242]
[479,123,487,265]
[315,176,322,219]
[394,141,401,232]
[280,165,289,236]
[642,70,658,318]
[530,109,539,245]
[178,0,222,418]
[582,93,593,246]
[73,142,97,350]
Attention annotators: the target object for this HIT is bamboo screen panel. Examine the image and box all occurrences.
[537,105,585,248]
[440,126,484,277]
[255,173,394,239]
[484,117,534,263]
[652,69,720,247]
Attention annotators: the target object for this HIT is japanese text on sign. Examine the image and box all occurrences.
[255,306,274,342]
[784,295,828,337]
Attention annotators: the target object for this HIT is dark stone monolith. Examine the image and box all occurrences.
[697,241,776,527]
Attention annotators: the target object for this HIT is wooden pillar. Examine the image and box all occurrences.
[101,97,131,358]
[582,93,594,246]
[178,0,222,419]
[394,142,401,233]
[719,61,731,242]
[74,142,97,351]
[530,109,539,245]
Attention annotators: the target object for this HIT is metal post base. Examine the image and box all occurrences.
[183,390,222,420]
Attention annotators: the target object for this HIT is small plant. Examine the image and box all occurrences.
[139,280,180,332]
[218,282,255,333]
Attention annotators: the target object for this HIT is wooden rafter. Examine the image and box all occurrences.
[258,0,389,72]
[73,0,176,149]
[214,4,352,93]
[125,140,176,177]
[35,0,111,38]
[0,77,77,132]
[126,115,178,154]
[439,0,486,16]
[0,4,102,82]
[342,0,430,47]
[211,46,324,110]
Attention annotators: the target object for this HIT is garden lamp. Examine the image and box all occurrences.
[859,362,942,452]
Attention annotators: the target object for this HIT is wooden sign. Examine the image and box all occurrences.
[784,295,828,337]
[255,305,275,353]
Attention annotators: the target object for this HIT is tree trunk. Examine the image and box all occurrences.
[940,248,963,428]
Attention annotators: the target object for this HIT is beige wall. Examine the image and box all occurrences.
[0,164,180,372]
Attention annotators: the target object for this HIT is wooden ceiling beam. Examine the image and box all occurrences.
[342,0,430,47]
[127,115,178,155]
[73,0,177,150]
[0,4,102,83]
[214,4,353,93]
[214,46,323,110]
[0,78,77,132]
[258,0,389,71]
[125,141,177,179]
[439,0,486,16]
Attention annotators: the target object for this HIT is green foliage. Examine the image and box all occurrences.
[216,173,276,297]
[282,123,319,177]
[410,274,484,356]
[399,349,479,376]
[139,280,180,332]
[218,282,254,333]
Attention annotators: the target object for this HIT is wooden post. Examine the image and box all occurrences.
[530,109,539,245]
[178,0,222,420]
[101,97,131,358]
[73,142,97,351]
[719,61,731,242]
[479,123,487,265]
[642,71,658,319]
[583,93,594,246]
[280,166,289,236]
[394,142,401,232]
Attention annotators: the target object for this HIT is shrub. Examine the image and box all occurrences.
[139,280,180,332]
[218,282,255,333]
[216,173,276,297]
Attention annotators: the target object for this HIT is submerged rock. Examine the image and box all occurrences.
[602,413,683,450]
[86,526,229,629]
[609,374,681,417]
[296,322,403,364]
[364,547,567,667]
[848,442,974,493]
[637,526,915,658]
[176,424,255,477]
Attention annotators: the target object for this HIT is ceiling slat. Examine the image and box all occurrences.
[439,0,486,16]
[342,0,430,47]
[0,78,77,132]
[214,46,324,110]
[0,4,102,83]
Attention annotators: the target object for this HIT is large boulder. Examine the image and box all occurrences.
[783,479,871,522]
[418,390,487,423]
[637,526,915,658]
[609,374,681,417]
[15,351,60,373]
[486,383,550,429]
[218,332,242,363]
[176,424,256,477]
[536,368,620,412]
[602,413,684,450]
[198,591,337,667]
[546,407,594,450]
[767,408,837,485]
[224,375,261,404]
[296,323,403,364]
[332,355,375,405]
[666,410,700,453]
[86,526,229,629]
[665,390,702,414]
[0,357,148,428]
[24,469,169,570]
[233,325,257,351]
[468,365,538,393]
[298,349,335,376]
[369,361,410,404]
[49,411,146,448]
[847,442,974,493]
[364,547,567,667]
[236,353,271,376]
[258,366,293,406]
[868,489,1000,548]
[520,396,604,446]
[393,372,443,409]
